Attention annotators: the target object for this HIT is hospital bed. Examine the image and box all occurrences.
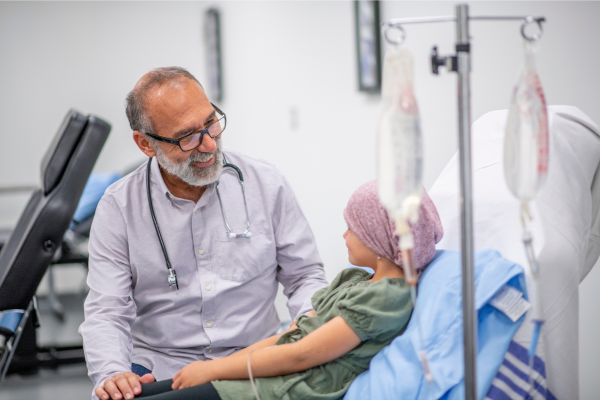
[0,110,111,384]
[427,105,600,399]
[343,105,599,400]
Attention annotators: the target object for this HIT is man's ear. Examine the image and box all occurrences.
[133,131,157,158]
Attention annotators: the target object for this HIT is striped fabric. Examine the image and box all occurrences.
[485,341,557,400]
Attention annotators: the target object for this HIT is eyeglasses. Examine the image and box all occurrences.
[144,103,226,152]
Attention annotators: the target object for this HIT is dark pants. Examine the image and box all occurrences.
[131,364,221,400]
[132,363,154,378]
[134,379,221,400]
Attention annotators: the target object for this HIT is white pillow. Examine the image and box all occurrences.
[428,106,600,399]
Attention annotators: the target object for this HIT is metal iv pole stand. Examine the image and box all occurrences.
[455,5,477,400]
[382,4,545,399]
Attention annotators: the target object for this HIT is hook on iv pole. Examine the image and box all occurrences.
[382,23,406,45]
[381,15,546,45]
[521,16,545,42]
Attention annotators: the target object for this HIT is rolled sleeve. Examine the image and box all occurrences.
[78,197,136,390]
[272,176,328,318]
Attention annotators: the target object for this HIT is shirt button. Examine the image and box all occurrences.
[205,285,211,291]
[206,348,213,354]
[194,209,198,214]
[206,321,213,328]
[198,249,205,255]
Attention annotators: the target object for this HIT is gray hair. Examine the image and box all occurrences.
[125,67,202,134]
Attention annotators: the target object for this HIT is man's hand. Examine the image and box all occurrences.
[95,372,155,400]
[172,360,213,390]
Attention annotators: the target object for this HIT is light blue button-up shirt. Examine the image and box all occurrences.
[79,149,327,392]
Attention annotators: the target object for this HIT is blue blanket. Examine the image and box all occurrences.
[344,249,527,400]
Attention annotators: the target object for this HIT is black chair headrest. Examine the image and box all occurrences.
[40,110,87,195]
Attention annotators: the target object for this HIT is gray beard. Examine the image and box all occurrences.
[154,138,223,187]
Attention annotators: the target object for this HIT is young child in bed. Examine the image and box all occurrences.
[120,180,443,400]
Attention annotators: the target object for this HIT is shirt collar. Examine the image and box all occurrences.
[150,156,217,207]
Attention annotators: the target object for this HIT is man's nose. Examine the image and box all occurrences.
[197,135,217,153]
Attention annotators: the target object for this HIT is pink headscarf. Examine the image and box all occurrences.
[343,180,443,272]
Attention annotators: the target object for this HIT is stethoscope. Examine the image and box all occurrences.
[146,153,251,290]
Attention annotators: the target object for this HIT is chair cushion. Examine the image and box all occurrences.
[40,110,87,195]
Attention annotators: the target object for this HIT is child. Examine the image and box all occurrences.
[123,180,442,400]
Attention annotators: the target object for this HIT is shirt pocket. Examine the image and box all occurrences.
[214,224,273,282]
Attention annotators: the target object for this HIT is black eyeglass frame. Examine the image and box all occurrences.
[143,103,226,152]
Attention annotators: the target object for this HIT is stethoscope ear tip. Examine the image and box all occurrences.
[245,232,252,238]
[228,232,237,239]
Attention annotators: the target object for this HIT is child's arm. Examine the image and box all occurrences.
[172,315,360,389]
[232,310,317,360]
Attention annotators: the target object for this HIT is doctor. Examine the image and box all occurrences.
[79,67,328,400]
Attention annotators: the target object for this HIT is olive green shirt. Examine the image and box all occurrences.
[212,268,412,400]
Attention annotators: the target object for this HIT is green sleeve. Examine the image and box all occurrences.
[337,278,412,342]
[311,268,370,311]
[310,286,330,310]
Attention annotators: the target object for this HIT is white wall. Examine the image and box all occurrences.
[0,1,598,397]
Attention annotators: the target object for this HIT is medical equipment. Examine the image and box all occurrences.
[376,43,433,385]
[216,157,252,239]
[504,36,548,379]
[0,110,111,386]
[146,153,251,290]
[377,43,422,286]
[429,107,600,399]
[381,6,546,399]
[248,349,262,400]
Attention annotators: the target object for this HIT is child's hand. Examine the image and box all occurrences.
[172,360,212,389]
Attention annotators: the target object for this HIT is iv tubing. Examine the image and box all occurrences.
[400,231,433,385]
[248,350,262,400]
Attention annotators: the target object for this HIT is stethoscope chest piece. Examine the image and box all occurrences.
[167,268,179,289]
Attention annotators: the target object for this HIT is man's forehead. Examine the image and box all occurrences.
[145,82,209,115]
[144,80,211,135]
[146,79,204,100]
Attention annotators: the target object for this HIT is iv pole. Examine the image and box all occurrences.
[455,6,477,399]
[382,4,545,400]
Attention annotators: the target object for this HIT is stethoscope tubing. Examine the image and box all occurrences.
[146,158,179,289]
[146,153,250,290]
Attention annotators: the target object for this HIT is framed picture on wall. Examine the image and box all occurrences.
[205,8,223,102]
[354,0,382,92]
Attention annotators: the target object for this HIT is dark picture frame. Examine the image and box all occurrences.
[205,8,223,102]
[354,0,382,92]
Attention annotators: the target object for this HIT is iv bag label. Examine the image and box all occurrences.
[389,114,422,195]
[490,285,530,323]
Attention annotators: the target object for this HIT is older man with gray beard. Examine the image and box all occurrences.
[79,67,328,400]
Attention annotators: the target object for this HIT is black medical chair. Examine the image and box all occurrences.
[0,110,111,386]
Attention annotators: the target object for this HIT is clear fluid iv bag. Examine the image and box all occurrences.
[504,41,549,378]
[377,44,423,241]
[504,42,549,202]
[377,45,433,386]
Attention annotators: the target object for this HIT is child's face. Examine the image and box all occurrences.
[343,229,377,268]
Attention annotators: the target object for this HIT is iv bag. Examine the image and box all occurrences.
[504,42,549,203]
[377,45,423,224]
